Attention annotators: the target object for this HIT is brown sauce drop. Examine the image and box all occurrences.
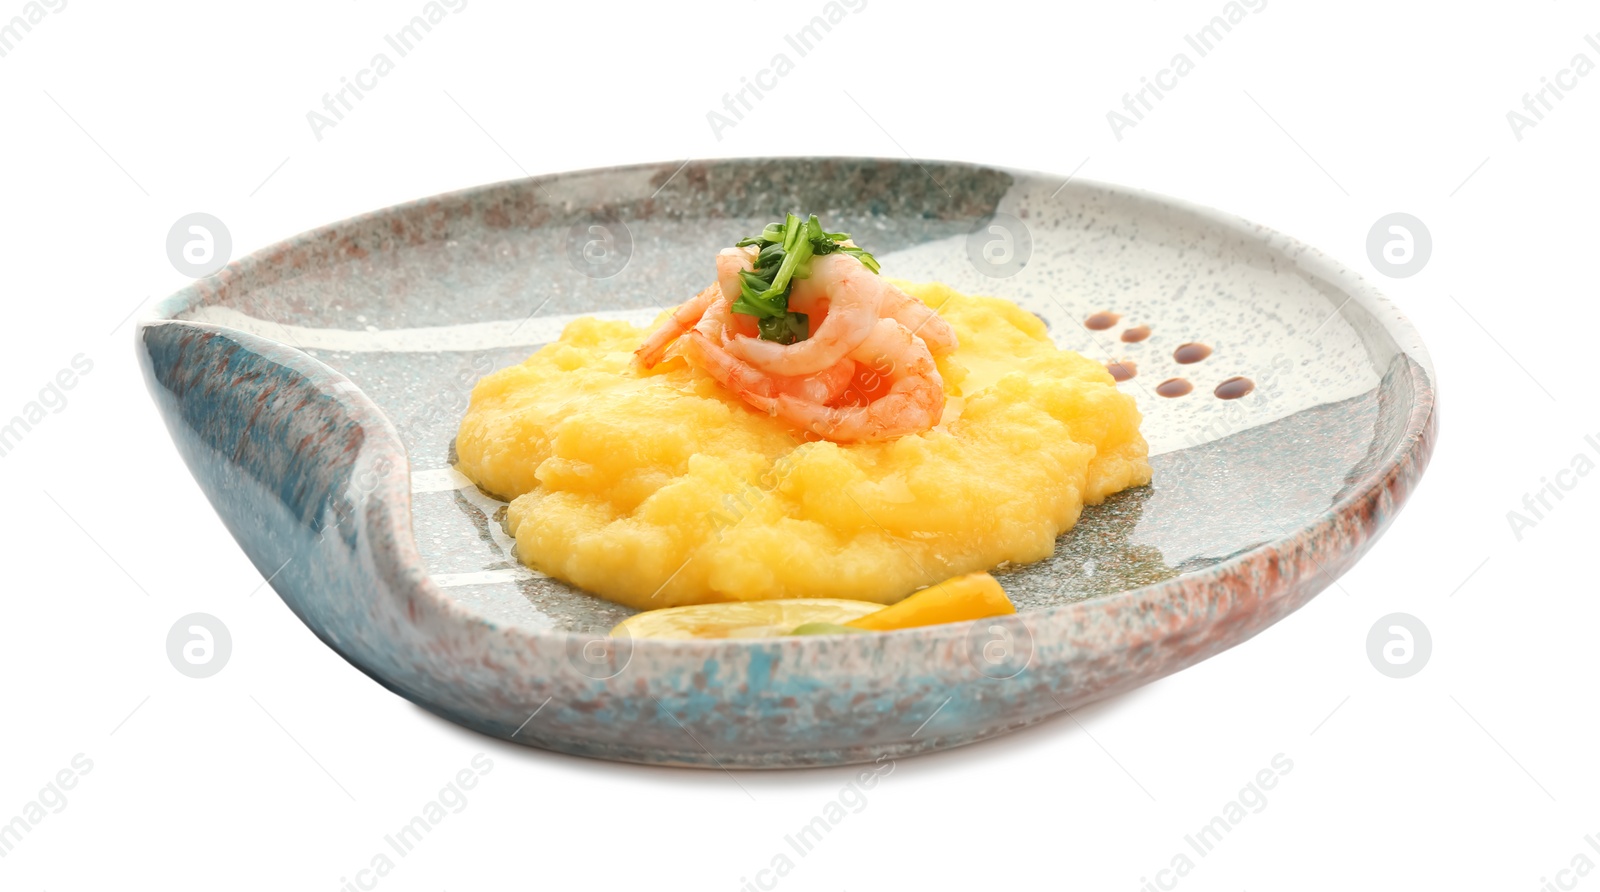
[1214,376,1255,400]
[1155,378,1193,397]
[1120,325,1151,343]
[1106,359,1137,382]
[1173,342,1212,364]
[1085,311,1121,330]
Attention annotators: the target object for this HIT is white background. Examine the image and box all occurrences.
[2,1,1596,889]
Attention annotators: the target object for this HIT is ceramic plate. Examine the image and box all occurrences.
[138,158,1436,767]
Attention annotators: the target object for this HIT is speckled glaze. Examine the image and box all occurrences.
[137,159,1436,767]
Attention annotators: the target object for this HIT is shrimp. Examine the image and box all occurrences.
[633,247,759,369]
[716,246,756,304]
[634,284,720,370]
[767,317,946,443]
[679,307,858,409]
[724,252,884,377]
[713,248,761,341]
[879,282,958,357]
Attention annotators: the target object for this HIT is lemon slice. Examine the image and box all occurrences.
[611,599,884,640]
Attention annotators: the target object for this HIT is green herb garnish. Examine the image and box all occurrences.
[757,312,810,345]
[731,214,880,342]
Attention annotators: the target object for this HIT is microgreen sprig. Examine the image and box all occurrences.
[730,214,880,343]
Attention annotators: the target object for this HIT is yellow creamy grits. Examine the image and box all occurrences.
[454,282,1152,610]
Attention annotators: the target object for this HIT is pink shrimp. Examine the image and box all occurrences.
[633,247,760,370]
[723,252,885,377]
[716,246,756,304]
[767,317,946,443]
[879,282,958,357]
[679,315,858,410]
[634,284,720,370]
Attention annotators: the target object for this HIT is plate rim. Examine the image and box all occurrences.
[137,157,1437,755]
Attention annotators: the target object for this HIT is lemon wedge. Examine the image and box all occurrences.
[611,599,883,640]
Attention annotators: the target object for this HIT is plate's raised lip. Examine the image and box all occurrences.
[142,156,1437,654]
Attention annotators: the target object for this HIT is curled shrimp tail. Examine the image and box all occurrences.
[881,282,958,357]
[634,248,757,371]
[634,284,721,370]
[771,317,945,443]
[680,313,859,412]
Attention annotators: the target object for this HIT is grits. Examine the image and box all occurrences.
[454,283,1151,610]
